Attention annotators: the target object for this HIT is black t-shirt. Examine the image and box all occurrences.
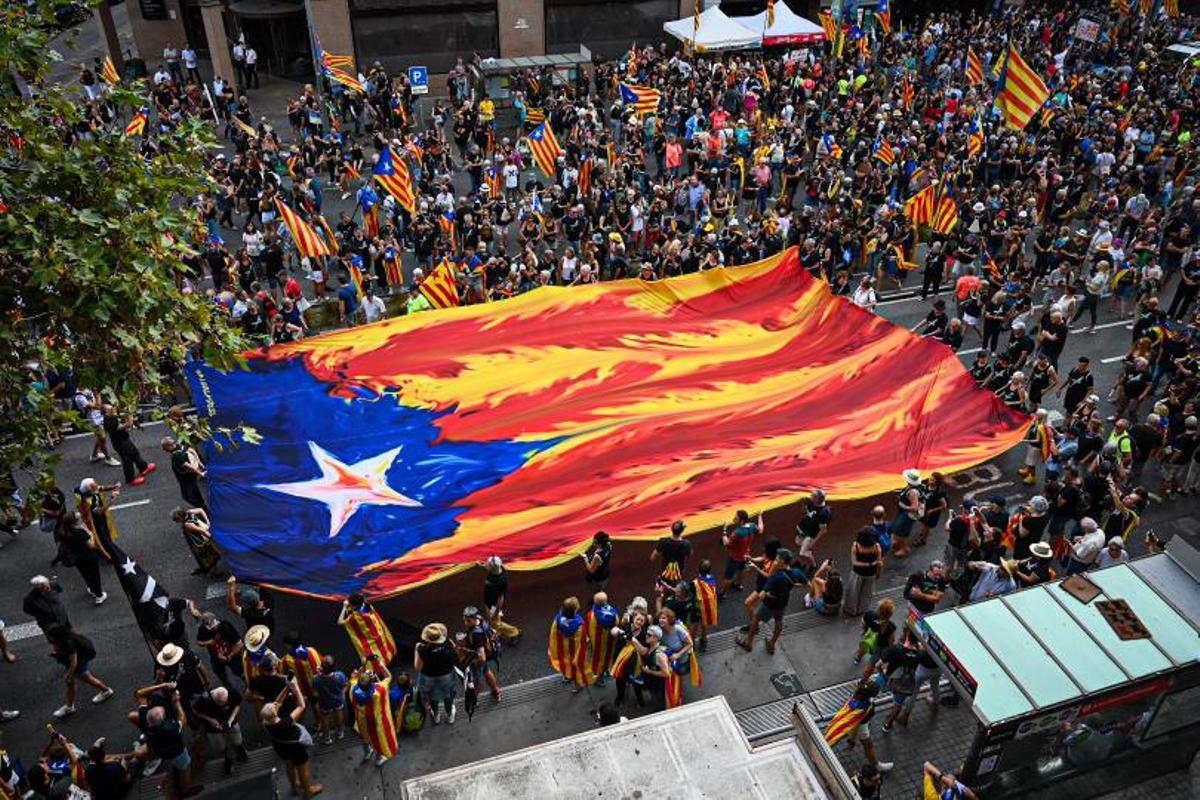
[86,760,132,800]
[1056,484,1081,517]
[483,570,508,608]
[877,644,920,677]
[797,503,833,539]
[655,537,692,571]
[417,641,457,677]
[761,571,796,610]
[62,523,99,563]
[146,719,186,759]
[192,687,243,731]
[588,542,612,583]
[904,571,947,614]
[240,602,275,634]
[197,619,241,661]
[102,415,134,450]
[947,515,971,549]
[1040,319,1068,355]
[170,448,196,482]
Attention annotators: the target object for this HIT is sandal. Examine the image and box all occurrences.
[735,637,752,652]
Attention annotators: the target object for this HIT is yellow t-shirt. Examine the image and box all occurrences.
[479,98,495,122]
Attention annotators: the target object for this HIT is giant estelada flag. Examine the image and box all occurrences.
[190,248,1028,599]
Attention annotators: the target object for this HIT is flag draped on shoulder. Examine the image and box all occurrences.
[872,136,895,167]
[275,198,331,258]
[693,577,718,627]
[583,606,618,682]
[548,613,588,686]
[825,696,873,745]
[373,145,416,215]
[526,122,563,178]
[419,259,460,310]
[995,45,1049,132]
[233,116,257,138]
[619,82,662,115]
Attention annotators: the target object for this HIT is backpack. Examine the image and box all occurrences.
[480,620,502,661]
[889,662,917,695]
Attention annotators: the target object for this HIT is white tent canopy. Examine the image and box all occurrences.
[734,2,826,47]
[663,5,761,52]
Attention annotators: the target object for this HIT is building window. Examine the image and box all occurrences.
[545,0,676,59]
[350,0,499,73]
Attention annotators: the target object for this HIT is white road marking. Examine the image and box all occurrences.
[64,419,166,441]
[2,621,43,644]
[111,499,151,511]
[964,481,1016,501]
[1100,354,1127,364]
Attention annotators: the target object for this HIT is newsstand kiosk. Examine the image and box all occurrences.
[909,540,1200,799]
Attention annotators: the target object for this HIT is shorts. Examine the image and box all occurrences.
[724,557,748,579]
[74,659,92,676]
[170,749,192,771]
[797,536,816,559]
[467,658,498,685]
[891,690,912,706]
[755,603,785,623]
[857,723,873,743]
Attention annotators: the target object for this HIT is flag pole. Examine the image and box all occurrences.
[302,0,331,133]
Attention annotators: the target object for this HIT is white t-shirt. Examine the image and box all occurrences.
[243,231,264,257]
[245,49,258,66]
[503,163,519,189]
[363,295,387,323]
[182,49,197,69]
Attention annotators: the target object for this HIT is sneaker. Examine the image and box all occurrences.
[140,463,157,476]
[93,688,114,704]
[0,710,19,722]
[360,749,373,764]
[335,729,345,741]
[93,592,108,605]
[105,457,121,467]
[375,754,388,767]
[448,705,456,725]
[877,761,894,773]
[431,710,441,725]
[89,454,102,463]
[881,722,893,734]
[126,477,145,487]
[52,704,76,719]
[803,593,813,608]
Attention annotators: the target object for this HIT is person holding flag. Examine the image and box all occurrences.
[691,560,718,651]
[825,679,892,773]
[281,631,323,715]
[337,591,397,666]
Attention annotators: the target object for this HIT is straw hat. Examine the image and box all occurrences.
[244,625,271,652]
[1000,558,1020,576]
[1030,542,1053,560]
[156,643,184,667]
[421,623,448,645]
[902,469,922,486]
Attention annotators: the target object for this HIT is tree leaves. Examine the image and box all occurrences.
[0,0,246,480]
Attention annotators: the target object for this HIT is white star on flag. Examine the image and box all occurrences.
[121,558,137,576]
[259,442,422,538]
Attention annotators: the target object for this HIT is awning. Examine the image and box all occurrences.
[734,2,826,47]
[228,0,304,19]
[663,6,761,52]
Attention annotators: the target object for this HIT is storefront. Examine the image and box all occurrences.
[909,542,1200,799]
[350,0,500,73]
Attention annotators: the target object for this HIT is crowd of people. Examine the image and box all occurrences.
[3,0,1200,798]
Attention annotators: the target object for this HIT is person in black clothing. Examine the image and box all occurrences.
[261,677,322,798]
[102,404,155,486]
[480,555,510,624]
[912,299,949,337]
[226,576,276,633]
[903,562,947,615]
[736,549,803,655]
[1166,257,1200,320]
[582,530,612,592]
[1035,309,1069,368]
[23,575,71,638]
[56,511,107,604]
[85,740,139,800]
[192,685,249,776]
[1057,357,1094,414]
[611,601,650,707]
[921,242,946,300]
[968,352,993,386]
[875,631,927,731]
[652,520,692,582]
[161,436,206,512]
[197,612,244,688]
[47,625,114,720]
[144,694,204,798]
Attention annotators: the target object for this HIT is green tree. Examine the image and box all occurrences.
[0,1,244,489]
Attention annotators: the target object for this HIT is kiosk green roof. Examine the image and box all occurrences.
[916,554,1200,726]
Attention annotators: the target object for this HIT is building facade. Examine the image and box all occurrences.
[125,0,828,79]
